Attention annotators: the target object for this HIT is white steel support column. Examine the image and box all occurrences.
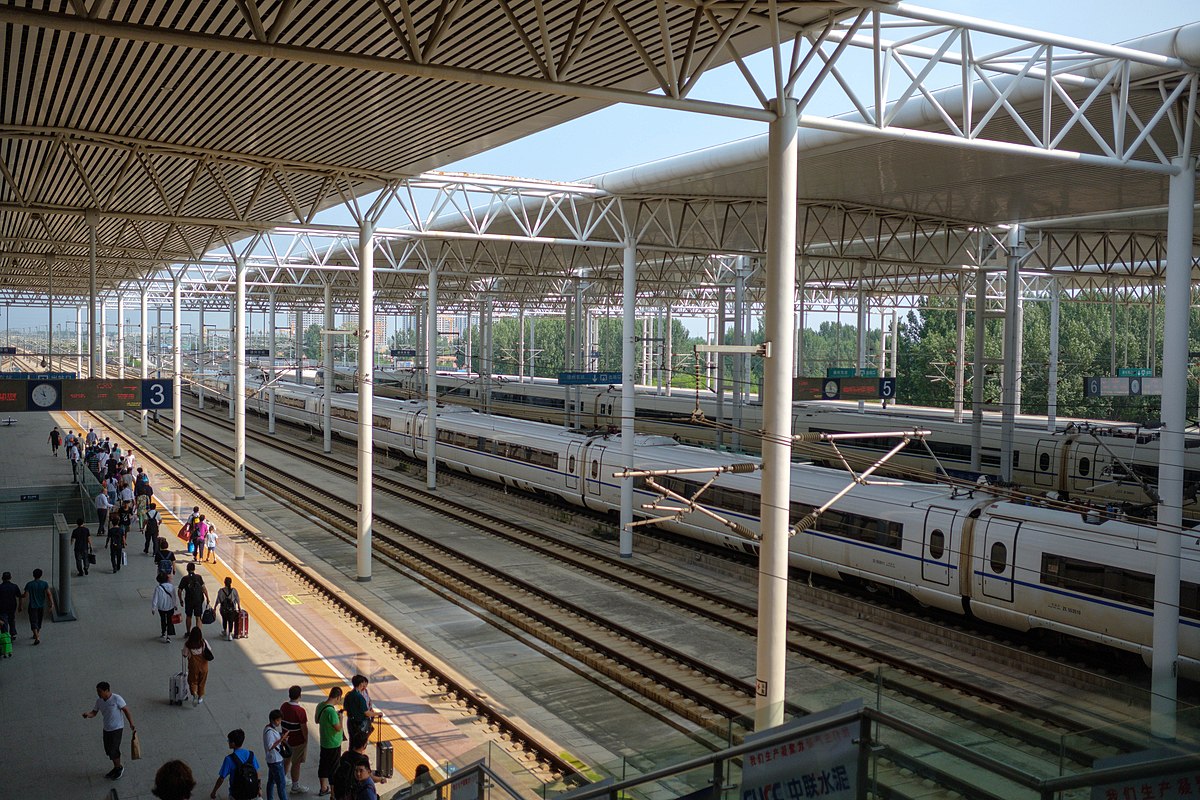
[75,307,82,377]
[1000,226,1022,483]
[619,237,636,559]
[47,256,54,372]
[755,98,797,732]
[295,310,304,387]
[954,277,967,423]
[732,265,746,450]
[228,305,236,421]
[87,210,99,379]
[140,289,148,437]
[1047,279,1061,433]
[356,221,375,582]
[267,291,277,435]
[426,270,438,490]
[971,269,987,472]
[99,298,108,378]
[517,307,525,381]
[664,303,673,397]
[171,276,182,458]
[116,296,125,421]
[716,293,726,450]
[233,258,247,499]
[197,301,206,410]
[529,312,536,382]
[323,283,334,454]
[1152,156,1195,740]
[856,283,867,413]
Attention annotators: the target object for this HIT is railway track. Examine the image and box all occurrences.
[121,402,1159,799]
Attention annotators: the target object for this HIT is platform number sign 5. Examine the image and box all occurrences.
[141,379,173,409]
[879,377,896,399]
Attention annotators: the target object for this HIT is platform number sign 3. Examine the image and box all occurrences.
[142,379,173,410]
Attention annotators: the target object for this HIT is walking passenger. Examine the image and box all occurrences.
[205,522,219,564]
[315,687,344,797]
[71,518,92,576]
[106,519,126,573]
[192,515,209,562]
[178,562,209,631]
[68,440,82,481]
[280,686,309,794]
[81,681,135,781]
[95,488,112,532]
[210,729,261,800]
[86,427,98,448]
[215,577,241,640]
[144,501,162,556]
[263,709,290,800]
[48,426,61,456]
[0,572,21,647]
[21,568,54,645]
[152,572,177,643]
[181,626,211,706]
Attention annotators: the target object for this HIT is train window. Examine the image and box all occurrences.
[591,460,599,479]
[569,455,576,471]
[1039,452,1050,471]
[929,530,945,560]
[1041,553,1154,609]
[1012,451,1019,469]
[1079,457,1091,477]
[989,542,1007,573]
[1182,582,1200,621]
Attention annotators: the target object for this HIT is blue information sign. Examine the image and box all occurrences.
[142,379,173,409]
[0,371,76,380]
[557,371,624,386]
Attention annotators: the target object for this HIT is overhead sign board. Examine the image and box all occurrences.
[391,348,418,358]
[244,348,270,357]
[1084,377,1163,398]
[0,347,16,354]
[1116,367,1153,378]
[795,377,896,401]
[557,371,623,386]
[0,372,76,380]
[0,379,174,411]
[63,379,145,411]
[826,367,857,378]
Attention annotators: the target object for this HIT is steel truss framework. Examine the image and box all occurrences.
[1,2,1197,313]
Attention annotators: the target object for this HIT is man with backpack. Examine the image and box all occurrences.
[211,728,262,799]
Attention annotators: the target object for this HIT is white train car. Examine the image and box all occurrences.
[369,369,1200,514]
[192,376,1200,675]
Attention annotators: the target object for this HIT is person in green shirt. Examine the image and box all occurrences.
[315,686,344,796]
[21,568,54,645]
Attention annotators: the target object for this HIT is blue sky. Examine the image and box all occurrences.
[8,1,1195,334]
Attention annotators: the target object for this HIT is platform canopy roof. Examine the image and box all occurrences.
[1,2,1199,313]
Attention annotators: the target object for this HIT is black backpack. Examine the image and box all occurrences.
[229,751,261,800]
[330,753,356,800]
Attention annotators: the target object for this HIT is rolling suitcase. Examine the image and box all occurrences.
[170,657,190,706]
[375,716,393,779]
[234,609,250,639]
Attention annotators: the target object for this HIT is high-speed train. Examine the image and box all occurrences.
[360,369,1200,514]
[193,375,1200,676]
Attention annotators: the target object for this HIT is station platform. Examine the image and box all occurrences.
[0,411,481,800]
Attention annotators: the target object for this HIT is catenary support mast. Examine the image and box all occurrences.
[620,236,636,559]
[234,257,247,499]
[171,275,182,458]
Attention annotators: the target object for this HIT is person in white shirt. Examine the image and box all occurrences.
[86,428,98,448]
[263,709,289,800]
[97,450,110,476]
[95,490,112,531]
[81,681,135,781]
[118,484,135,506]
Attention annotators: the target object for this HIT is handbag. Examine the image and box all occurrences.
[130,730,141,760]
[171,611,182,625]
[87,551,97,565]
[203,642,215,662]
[121,550,128,566]
[278,740,292,760]
[201,604,216,625]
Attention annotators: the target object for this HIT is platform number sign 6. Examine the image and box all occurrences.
[142,379,173,409]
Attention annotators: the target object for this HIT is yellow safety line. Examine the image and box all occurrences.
[53,411,434,783]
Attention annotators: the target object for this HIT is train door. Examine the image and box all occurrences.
[1033,439,1057,488]
[584,444,607,499]
[979,518,1020,602]
[1070,443,1099,494]
[921,507,958,586]
[565,441,583,490]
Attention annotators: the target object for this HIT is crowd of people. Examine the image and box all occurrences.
[30,426,436,798]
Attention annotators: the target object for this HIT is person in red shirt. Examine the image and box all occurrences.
[280,685,310,794]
